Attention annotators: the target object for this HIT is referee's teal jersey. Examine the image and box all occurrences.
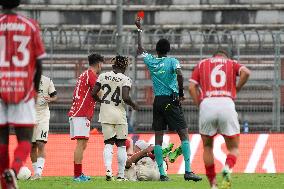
[143,52,181,96]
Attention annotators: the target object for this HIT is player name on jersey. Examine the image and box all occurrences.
[0,23,25,31]
[104,75,123,82]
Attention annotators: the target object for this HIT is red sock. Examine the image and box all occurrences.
[205,164,216,186]
[74,163,82,177]
[225,154,237,169]
[0,144,9,189]
[11,141,31,174]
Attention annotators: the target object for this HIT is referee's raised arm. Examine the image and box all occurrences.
[135,18,145,56]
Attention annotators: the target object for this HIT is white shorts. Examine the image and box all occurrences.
[69,117,90,140]
[32,110,50,143]
[199,97,240,137]
[0,99,36,127]
[101,123,128,141]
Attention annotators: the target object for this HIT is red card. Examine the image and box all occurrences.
[137,11,145,19]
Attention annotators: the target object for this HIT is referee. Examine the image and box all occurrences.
[135,18,202,182]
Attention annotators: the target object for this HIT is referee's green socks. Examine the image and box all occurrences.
[154,145,166,176]
[181,140,191,172]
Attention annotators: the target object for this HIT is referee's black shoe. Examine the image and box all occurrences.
[160,175,170,181]
[184,171,202,182]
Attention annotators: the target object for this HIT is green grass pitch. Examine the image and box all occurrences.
[18,174,284,189]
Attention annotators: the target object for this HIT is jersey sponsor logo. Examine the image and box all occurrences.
[206,90,232,97]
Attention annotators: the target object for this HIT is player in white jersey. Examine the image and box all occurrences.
[30,75,57,180]
[92,55,138,181]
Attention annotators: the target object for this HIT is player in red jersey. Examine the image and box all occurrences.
[0,0,45,188]
[189,50,251,189]
[68,53,104,182]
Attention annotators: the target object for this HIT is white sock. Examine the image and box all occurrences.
[103,144,114,174]
[35,157,45,176]
[32,162,37,175]
[117,146,127,178]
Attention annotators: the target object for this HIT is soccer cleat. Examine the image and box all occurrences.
[105,170,114,181]
[162,143,174,158]
[30,173,41,180]
[2,169,19,189]
[184,171,202,182]
[168,146,182,163]
[81,173,91,180]
[160,175,170,181]
[116,177,128,181]
[220,167,232,189]
[73,173,90,182]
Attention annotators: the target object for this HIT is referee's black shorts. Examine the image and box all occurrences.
[152,95,187,131]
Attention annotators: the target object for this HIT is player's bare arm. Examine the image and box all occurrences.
[92,82,102,102]
[236,67,251,92]
[122,86,138,110]
[189,82,200,107]
[34,59,43,92]
[126,145,154,168]
[176,68,185,101]
[135,18,145,55]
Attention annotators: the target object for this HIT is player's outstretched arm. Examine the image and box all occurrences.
[135,18,145,55]
[122,86,138,110]
[189,82,200,107]
[92,82,102,102]
[126,146,154,168]
[34,59,42,92]
[236,66,251,92]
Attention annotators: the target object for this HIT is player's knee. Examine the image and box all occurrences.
[115,139,126,147]
[32,143,37,149]
[155,132,163,145]
[177,129,188,141]
[203,139,214,148]
[36,141,45,151]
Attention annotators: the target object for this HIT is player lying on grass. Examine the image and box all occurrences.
[92,55,138,181]
[189,49,250,189]
[125,139,184,181]
[68,53,104,182]
[135,17,202,182]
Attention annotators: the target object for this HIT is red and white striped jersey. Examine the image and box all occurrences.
[68,69,97,121]
[190,55,244,101]
[0,13,46,103]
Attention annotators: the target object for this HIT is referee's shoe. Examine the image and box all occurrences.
[184,171,202,182]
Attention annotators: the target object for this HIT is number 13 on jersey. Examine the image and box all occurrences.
[0,35,31,67]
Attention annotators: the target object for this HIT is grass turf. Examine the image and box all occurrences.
[18,174,284,189]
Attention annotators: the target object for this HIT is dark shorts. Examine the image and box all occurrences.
[152,96,187,131]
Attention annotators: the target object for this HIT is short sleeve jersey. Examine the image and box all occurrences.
[190,55,244,101]
[0,13,46,103]
[97,71,132,124]
[68,69,97,121]
[143,53,180,96]
[36,75,56,112]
